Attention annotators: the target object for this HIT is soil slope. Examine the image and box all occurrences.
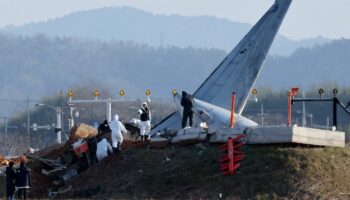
[1,144,350,199]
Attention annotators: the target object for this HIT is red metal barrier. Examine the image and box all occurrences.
[287,87,299,127]
[220,134,245,175]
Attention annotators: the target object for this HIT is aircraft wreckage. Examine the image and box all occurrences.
[149,0,346,148]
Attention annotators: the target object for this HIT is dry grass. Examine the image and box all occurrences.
[1,144,350,199]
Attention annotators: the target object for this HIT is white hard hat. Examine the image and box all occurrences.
[141,102,147,107]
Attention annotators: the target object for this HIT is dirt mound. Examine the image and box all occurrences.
[2,144,350,199]
[31,144,64,159]
[2,140,145,199]
[53,145,350,199]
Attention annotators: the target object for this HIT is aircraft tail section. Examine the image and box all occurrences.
[193,0,292,114]
[151,0,292,135]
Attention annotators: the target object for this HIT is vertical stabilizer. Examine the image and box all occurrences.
[151,0,292,135]
[193,0,292,114]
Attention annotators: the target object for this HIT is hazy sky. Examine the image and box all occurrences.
[1,0,349,40]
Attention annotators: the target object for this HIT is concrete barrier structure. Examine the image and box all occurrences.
[292,126,345,147]
[209,126,346,147]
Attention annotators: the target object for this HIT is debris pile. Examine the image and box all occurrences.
[1,121,226,198]
[0,155,21,167]
[22,122,152,198]
[20,123,107,197]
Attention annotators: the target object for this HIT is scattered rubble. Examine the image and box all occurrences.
[0,155,21,167]
[17,123,109,197]
[10,122,169,198]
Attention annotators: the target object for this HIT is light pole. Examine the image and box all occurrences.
[36,103,63,144]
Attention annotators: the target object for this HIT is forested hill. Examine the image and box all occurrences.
[0,33,225,103]
[256,39,350,89]
[0,34,349,115]
[0,7,331,56]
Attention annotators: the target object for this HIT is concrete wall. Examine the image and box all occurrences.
[292,126,345,147]
[209,126,346,147]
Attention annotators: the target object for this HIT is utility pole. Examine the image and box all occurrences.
[302,91,306,127]
[56,107,62,144]
[107,98,112,123]
[36,103,64,144]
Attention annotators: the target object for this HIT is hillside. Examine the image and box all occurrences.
[0,34,349,116]
[0,7,331,56]
[256,39,350,89]
[1,144,349,199]
[0,33,225,115]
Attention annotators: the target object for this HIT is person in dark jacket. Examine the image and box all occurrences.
[5,161,16,200]
[16,156,31,200]
[138,102,151,141]
[98,119,111,133]
[181,91,194,128]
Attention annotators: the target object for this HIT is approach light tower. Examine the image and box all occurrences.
[67,89,151,123]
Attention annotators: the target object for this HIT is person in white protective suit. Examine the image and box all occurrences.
[96,138,113,161]
[109,114,127,152]
[138,102,151,141]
